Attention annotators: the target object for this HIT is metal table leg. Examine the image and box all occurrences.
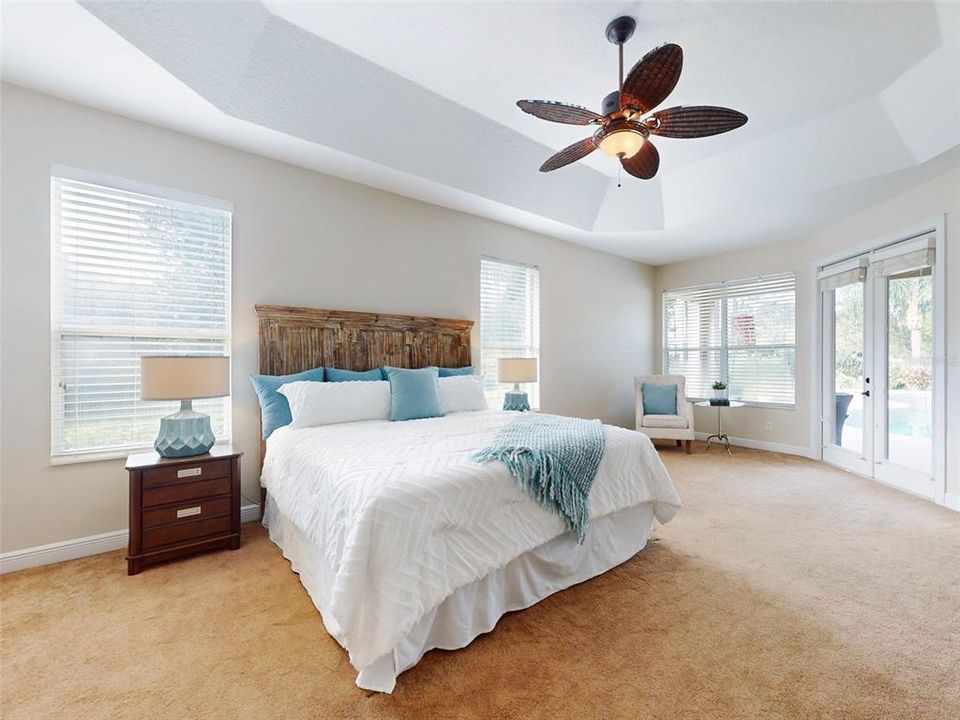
[704,405,731,454]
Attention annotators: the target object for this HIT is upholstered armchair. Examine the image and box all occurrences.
[635,375,695,453]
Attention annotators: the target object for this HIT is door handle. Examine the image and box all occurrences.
[861,390,870,397]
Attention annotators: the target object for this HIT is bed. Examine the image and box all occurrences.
[255,305,681,693]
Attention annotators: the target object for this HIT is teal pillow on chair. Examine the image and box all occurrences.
[250,367,325,439]
[438,366,475,377]
[642,383,678,415]
[325,367,383,382]
[383,366,444,421]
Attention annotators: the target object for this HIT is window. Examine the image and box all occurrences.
[663,273,795,405]
[480,257,540,408]
[50,170,232,460]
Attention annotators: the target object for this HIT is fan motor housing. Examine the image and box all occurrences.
[602,91,620,116]
[594,117,649,143]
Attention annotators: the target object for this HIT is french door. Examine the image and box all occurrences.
[820,234,940,499]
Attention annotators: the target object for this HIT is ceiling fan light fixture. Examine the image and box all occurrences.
[517,16,747,180]
[598,128,645,159]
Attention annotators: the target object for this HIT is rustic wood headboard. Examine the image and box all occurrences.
[256,304,473,375]
[254,305,474,503]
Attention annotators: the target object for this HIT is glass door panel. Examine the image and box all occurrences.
[833,282,865,455]
[879,268,933,483]
[822,273,871,476]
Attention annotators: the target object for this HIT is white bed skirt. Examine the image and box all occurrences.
[264,493,656,693]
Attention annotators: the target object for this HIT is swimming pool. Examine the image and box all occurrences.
[844,390,932,439]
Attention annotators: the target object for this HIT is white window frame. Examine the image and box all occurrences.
[49,166,233,464]
[479,256,540,409]
[662,273,797,408]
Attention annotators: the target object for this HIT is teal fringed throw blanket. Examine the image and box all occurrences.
[473,414,605,543]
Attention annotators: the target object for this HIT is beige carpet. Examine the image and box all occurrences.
[2,444,958,719]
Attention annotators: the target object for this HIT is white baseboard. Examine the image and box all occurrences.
[945,493,960,512]
[0,529,129,575]
[240,503,261,524]
[0,503,261,575]
[693,432,817,459]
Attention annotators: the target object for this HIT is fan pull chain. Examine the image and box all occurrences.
[617,165,622,188]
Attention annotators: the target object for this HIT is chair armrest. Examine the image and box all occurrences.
[634,383,644,430]
[680,400,694,429]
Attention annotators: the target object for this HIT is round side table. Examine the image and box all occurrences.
[695,400,745,453]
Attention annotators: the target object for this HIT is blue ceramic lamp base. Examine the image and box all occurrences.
[503,390,530,412]
[154,400,216,458]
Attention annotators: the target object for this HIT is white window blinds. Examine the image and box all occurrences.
[663,273,796,405]
[869,234,935,277]
[480,258,540,409]
[817,235,936,292]
[50,171,232,459]
[818,257,868,291]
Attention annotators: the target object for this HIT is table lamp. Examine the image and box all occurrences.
[140,355,230,458]
[498,357,538,412]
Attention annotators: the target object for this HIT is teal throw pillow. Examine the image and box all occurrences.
[438,366,475,377]
[250,367,325,439]
[642,383,678,415]
[325,367,384,382]
[383,366,444,421]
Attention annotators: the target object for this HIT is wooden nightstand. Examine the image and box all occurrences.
[126,445,242,575]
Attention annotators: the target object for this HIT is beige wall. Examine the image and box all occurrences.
[0,84,657,553]
[655,167,960,496]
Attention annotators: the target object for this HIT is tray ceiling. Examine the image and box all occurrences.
[2,1,958,264]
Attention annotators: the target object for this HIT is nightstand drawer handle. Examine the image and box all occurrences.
[176,506,202,519]
[177,467,202,479]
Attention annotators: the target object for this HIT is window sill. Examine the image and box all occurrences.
[51,438,232,466]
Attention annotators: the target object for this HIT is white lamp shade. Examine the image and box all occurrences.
[140,356,230,400]
[498,357,538,384]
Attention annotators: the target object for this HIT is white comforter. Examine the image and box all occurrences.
[262,410,680,674]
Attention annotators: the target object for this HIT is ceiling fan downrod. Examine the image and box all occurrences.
[603,15,636,114]
[606,16,636,93]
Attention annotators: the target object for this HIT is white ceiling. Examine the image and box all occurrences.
[2,1,959,265]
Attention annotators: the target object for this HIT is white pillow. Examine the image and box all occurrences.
[279,380,390,428]
[439,375,488,414]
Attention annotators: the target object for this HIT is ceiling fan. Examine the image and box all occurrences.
[517,16,747,180]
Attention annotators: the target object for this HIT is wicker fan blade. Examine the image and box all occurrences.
[620,44,683,114]
[621,140,660,180]
[539,137,597,172]
[648,106,748,138]
[517,100,605,125]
